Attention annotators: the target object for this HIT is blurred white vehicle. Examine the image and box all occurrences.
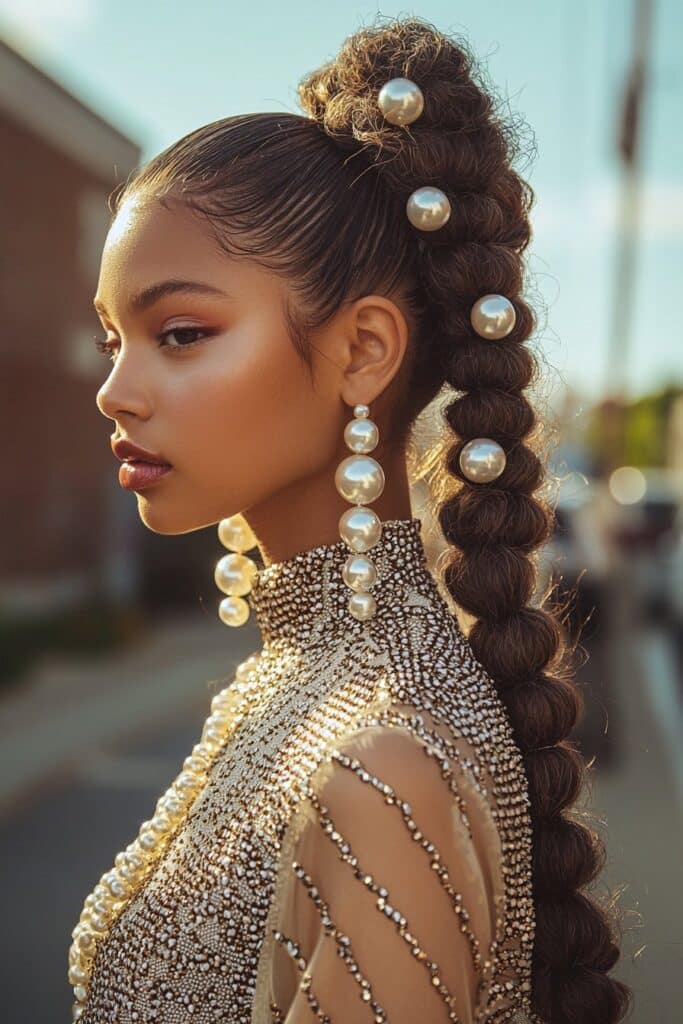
[535,474,616,611]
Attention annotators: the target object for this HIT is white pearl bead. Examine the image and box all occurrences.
[406,186,451,231]
[138,831,159,852]
[236,654,259,680]
[68,964,87,986]
[214,552,257,596]
[459,438,507,482]
[175,771,202,793]
[184,751,212,772]
[344,417,379,454]
[377,77,424,125]
[115,861,141,884]
[209,692,232,714]
[348,590,377,621]
[91,885,111,907]
[470,293,517,339]
[205,710,231,733]
[158,794,184,818]
[200,726,223,750]
[217,514,256,552]
[88,912,108,934]
[92,896,113,917]
[102,869,129,900]
[342,553,377,592]
[335,455,385,504]
[149,810,173,834]
[76,929,96,955]
[339,505,382,553]
[218,594,250,627]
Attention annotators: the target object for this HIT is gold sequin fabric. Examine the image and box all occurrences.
[79,517,541,1023]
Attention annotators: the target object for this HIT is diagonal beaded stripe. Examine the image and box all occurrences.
[324,749,484,970]
[293,785,469,1021]
[67,651,263,1020]
[276,861,388,1022]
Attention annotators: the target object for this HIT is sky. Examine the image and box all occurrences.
[1,0,681,408]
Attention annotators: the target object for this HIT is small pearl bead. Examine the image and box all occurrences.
[344,417,379,454]
[348,590,377,621]
[342,553,378,592]
[184,752,211,773]
[218,595,250,627]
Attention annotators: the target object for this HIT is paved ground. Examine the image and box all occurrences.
[0,610,261,817]
[0,572,680,1022]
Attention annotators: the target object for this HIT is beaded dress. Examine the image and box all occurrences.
[78,516,539,1024]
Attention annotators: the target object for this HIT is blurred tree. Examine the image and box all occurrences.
[583,385,682,472]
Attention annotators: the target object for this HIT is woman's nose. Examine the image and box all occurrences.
[96,355,152,422]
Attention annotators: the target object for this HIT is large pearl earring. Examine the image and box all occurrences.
[214,514,259,626]
[335,404,384,622]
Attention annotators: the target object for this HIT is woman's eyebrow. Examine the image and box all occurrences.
[93,279,230,317]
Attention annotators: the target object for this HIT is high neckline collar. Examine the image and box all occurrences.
[248,516,433,646]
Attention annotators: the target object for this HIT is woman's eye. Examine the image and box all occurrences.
[94,326,210,362]
[160,326,208,349]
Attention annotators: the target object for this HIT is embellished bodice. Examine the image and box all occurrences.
[79,517,539,1024]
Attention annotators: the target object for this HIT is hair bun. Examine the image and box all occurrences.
[298,16,479,139]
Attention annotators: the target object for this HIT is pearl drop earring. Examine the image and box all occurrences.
[335,403,385,622]
[214,514,259,626]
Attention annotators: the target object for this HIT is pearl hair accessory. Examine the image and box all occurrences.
[335,403,384,622]
[459,437,507,483]
[376,77,517,491]
[459,294,515,481]
[470,293,517,339]
[377,76,424,125]
[406,185,452,231]
[376,77,451,232]
[68,651,262,1019]
[214,514,259,626]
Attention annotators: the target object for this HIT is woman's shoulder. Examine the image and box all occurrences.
[263,704,508,1022]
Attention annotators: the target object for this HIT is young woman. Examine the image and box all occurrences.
[70,16,632,1024]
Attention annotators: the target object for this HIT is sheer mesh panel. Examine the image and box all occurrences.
[268,712,505,1024]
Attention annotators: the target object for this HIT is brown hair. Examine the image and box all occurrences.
[110,15,632,1022]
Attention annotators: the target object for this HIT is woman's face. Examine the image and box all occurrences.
[94,194,349,538]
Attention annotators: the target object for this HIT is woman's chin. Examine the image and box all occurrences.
[135,498,202,536]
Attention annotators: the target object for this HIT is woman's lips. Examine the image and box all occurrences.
[118,460,172,491]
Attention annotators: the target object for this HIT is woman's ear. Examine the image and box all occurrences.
[338,293,409,407]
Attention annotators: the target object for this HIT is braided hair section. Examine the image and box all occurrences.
[298,16,633,1024]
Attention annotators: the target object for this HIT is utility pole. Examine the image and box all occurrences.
[604,0,655,469]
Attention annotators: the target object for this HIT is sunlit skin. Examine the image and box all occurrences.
[94,194,415,567]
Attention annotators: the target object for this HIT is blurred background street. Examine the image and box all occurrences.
[1,0,682,1021]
